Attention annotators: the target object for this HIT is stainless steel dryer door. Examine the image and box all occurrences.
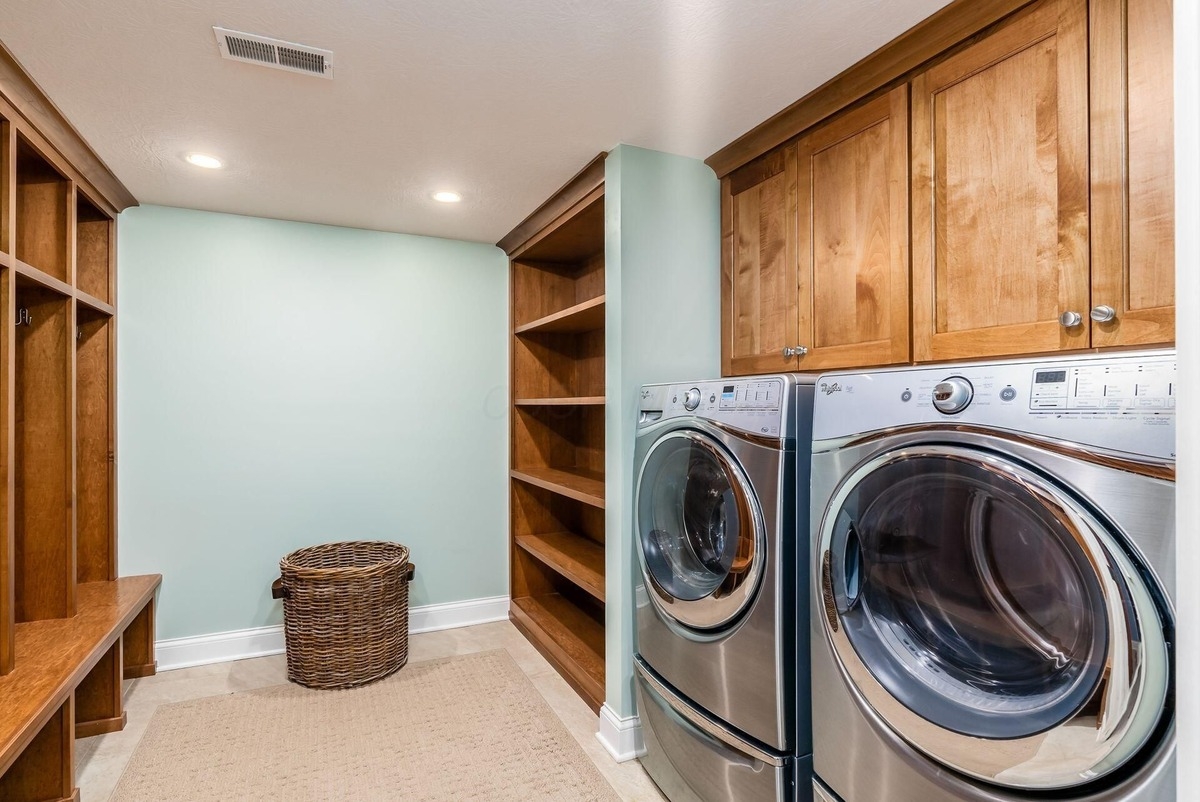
[636,428,766,631]
[817,444,1171,790]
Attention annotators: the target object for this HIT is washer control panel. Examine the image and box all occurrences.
[639,377,792,437]
[811,352,1176,460]
[1028,362,1175,411]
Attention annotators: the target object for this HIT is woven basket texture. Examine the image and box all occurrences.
[279,540,411,689]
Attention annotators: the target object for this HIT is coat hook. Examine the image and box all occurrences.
[15,308,31,327]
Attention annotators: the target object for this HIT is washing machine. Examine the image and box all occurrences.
[809,351,1176,802]
[634,374,815,802]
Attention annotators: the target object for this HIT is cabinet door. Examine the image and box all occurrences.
[722,147,800,376]
[797,85,910,370]
[911,0,1089,361]
[1090,0,1174,347]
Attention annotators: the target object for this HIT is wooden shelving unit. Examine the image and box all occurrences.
[0,44,151,802]
[499,154,608,713]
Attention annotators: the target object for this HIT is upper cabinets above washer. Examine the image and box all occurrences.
[714,0,1175,376]
[723,86,910,375]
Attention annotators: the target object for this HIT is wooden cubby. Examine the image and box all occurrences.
[76,307,114,583]
[15,137,69,282]
[75,193,112,305]
[0,45,154,801]
[13,282,74,623]
[500,154,608,712]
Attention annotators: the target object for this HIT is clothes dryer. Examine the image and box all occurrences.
[634,375,816,802]
[809,352,1175,801]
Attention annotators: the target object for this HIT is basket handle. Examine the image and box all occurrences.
[272,562,413,599]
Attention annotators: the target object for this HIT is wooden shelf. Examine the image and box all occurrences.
[13,258,72,298]
[0,575,160,776]
[515,533,604,601]
[510,594,604,712]
[511,467,605,508]
[514,396,605,406]
[514,295,605,335]
[75,289,114,317]
[505,161,606,714]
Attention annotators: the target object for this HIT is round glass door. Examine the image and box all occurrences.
[636,430,764,631]
[819,444,1170,790]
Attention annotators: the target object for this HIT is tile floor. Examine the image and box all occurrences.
[77,621,666,801]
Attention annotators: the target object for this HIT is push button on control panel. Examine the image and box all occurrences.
[1000,386,1017,402]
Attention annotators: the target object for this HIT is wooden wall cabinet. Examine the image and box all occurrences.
[1089,0,1175,347]
[0,43,158,802]
[716,0,1175,373]
[723,85,910,375]
[912,0,1090,361]
[500,156,607,713]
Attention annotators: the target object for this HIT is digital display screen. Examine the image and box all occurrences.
[1035,370,1067,384]
[722,385,735,394]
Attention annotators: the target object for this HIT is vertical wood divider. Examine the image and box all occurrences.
[0,268,12,675]
[74,639,125,738]
[122,599,156,679]
[1,120,13,255]
[0,120,15,675]
[107,221,117,579]
[0,696,76,802]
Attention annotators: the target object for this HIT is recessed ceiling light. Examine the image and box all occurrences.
[185,153,223,169]
[432,191,462,203]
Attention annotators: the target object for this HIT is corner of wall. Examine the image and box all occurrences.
[596,703,645,763]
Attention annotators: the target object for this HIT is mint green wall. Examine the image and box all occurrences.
[604,146,722,717]
[117,206,509,641]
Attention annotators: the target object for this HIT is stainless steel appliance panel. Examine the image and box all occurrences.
[636,658,796,802]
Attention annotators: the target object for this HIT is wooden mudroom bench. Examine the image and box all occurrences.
[0,576,160,802]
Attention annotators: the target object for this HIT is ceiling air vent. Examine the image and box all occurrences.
[213,27,334,79]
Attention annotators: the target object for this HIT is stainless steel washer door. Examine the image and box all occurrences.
[817,444,1171,790]
[636,429,765,631]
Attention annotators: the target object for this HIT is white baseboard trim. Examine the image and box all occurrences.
[156,595,510,672]
[596,703,645,762]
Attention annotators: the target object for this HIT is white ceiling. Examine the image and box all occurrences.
[2,0,951,244]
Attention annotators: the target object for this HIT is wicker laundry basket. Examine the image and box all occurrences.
[271,541,415,689]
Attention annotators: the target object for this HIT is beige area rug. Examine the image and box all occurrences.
[110,650,619,801]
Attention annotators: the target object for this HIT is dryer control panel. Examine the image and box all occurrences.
[811,351,1176,461]
[639,376,801,438]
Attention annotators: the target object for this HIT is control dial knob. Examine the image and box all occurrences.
[932,377,974,414]
[683,388,702,411]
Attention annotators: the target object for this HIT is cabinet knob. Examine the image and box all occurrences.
[1090,305,1117,323]
[782,345,809,358]
[1059,311,1083,328]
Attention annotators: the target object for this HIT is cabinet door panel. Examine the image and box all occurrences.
[722,148,800,376]
[912,0,1089,361]
[1090,0,1174,346]
[798,85,910,370]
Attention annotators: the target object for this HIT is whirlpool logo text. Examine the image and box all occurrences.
[820,382,843,395]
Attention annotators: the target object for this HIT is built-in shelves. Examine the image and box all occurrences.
[0,60,146,801]
[515,532,605,601]
[514,396,605,406]
[503,155,607,713]
[514,295,605,335]
[509,594,605,711]
[511,467,605,509]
